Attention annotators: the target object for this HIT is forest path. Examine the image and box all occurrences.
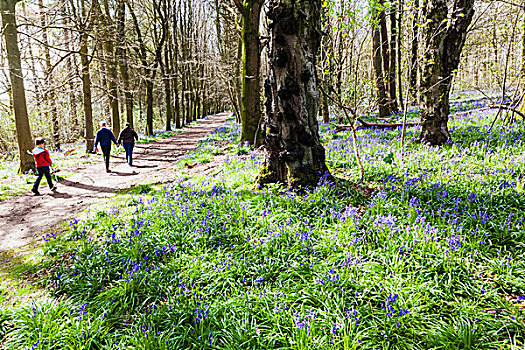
[0,113,228,252]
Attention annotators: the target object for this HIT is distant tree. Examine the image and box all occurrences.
[419,0,475,145]
[1,0,35,172]
[258,0,330,188]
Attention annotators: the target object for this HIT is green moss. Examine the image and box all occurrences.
[255,165,277,186]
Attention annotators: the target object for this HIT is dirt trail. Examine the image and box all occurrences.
[0,113,227,252]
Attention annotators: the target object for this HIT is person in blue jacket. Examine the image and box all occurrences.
[94,121,118,173]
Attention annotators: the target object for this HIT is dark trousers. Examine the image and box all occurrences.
[101,145,111,170]
[123,142,134,165]
[33,166,53,191]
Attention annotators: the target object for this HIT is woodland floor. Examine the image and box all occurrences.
[0,113,228,253]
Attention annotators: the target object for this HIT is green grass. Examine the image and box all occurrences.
[1,105,524,349]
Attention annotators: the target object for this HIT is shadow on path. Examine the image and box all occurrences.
[59,179,116,193]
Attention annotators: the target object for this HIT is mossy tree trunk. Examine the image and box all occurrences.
[259,0,330,189]
[1,0,35,173]
[419,0,475,146]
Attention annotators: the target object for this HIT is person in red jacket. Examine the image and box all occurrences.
[31,138,57,195]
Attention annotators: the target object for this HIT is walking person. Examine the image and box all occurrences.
[94,121,118,173]
[117,122,139,166]
[31,138,57,195]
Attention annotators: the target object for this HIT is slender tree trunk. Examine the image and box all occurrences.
[163,44,173,131]
[409,0,419,102]
[397,1,404,110]
[240,0,264,142]
[102,37,120,136]
[419,0,475,145]
[80,32,94,151]
[62,0,79,139]
[22,2,43,118]
[521,12,525,92]
[372,6,391,118]
[389,4,398,113]
[39,0,60,150]
[1,0,35,172]
[259,0,330,188]
[145,74,154,135]
[173,42,184,129]
[116,0,133,128]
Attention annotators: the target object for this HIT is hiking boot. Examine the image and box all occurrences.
[106,169,111,173]
[31,188,40,196]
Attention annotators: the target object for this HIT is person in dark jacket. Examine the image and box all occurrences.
[117,122,139,166]
[31,138,57,195]
[94,121,118,173]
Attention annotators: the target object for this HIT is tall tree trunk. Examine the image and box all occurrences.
[419,0,475,145]
[372,5,391,118]
[172,6,181,129]
[1,0,35,172]
[397,1,404,110]
[22,2,43,119]
[116,0,134,128]
[102,36,120,136]
[239,0,262,144]
[521,11,525,92]
[163,43,173,131]
[259,0,330,188]
[78,0,95,152]
[389,4,398,113]
[39,0,60,150]
[409,0,419,102]
[145,74,154,135]
[62,0,79,139]
[80,31,94,152]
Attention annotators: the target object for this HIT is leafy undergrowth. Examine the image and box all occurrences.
[2,101,525,349]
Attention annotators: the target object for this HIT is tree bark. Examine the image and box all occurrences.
[372,4,391,118]
[389,4,398,113]
[409,0,419,102]
[259,0,330,189]
[80,30,94,152]
[1,0,35,172]
[116,0,134,128]
[145,76,154,135]
[521,11,525,91]
[239,0,262,145]
[419,0,475,146]
[397,1,404,110]
[39,0,60,150]
[61,0,79,139]
[95,0,120,137]
[77,0,95,152]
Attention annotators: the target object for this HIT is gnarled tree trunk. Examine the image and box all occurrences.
[419,0,475,145]
[259,0,330,189]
